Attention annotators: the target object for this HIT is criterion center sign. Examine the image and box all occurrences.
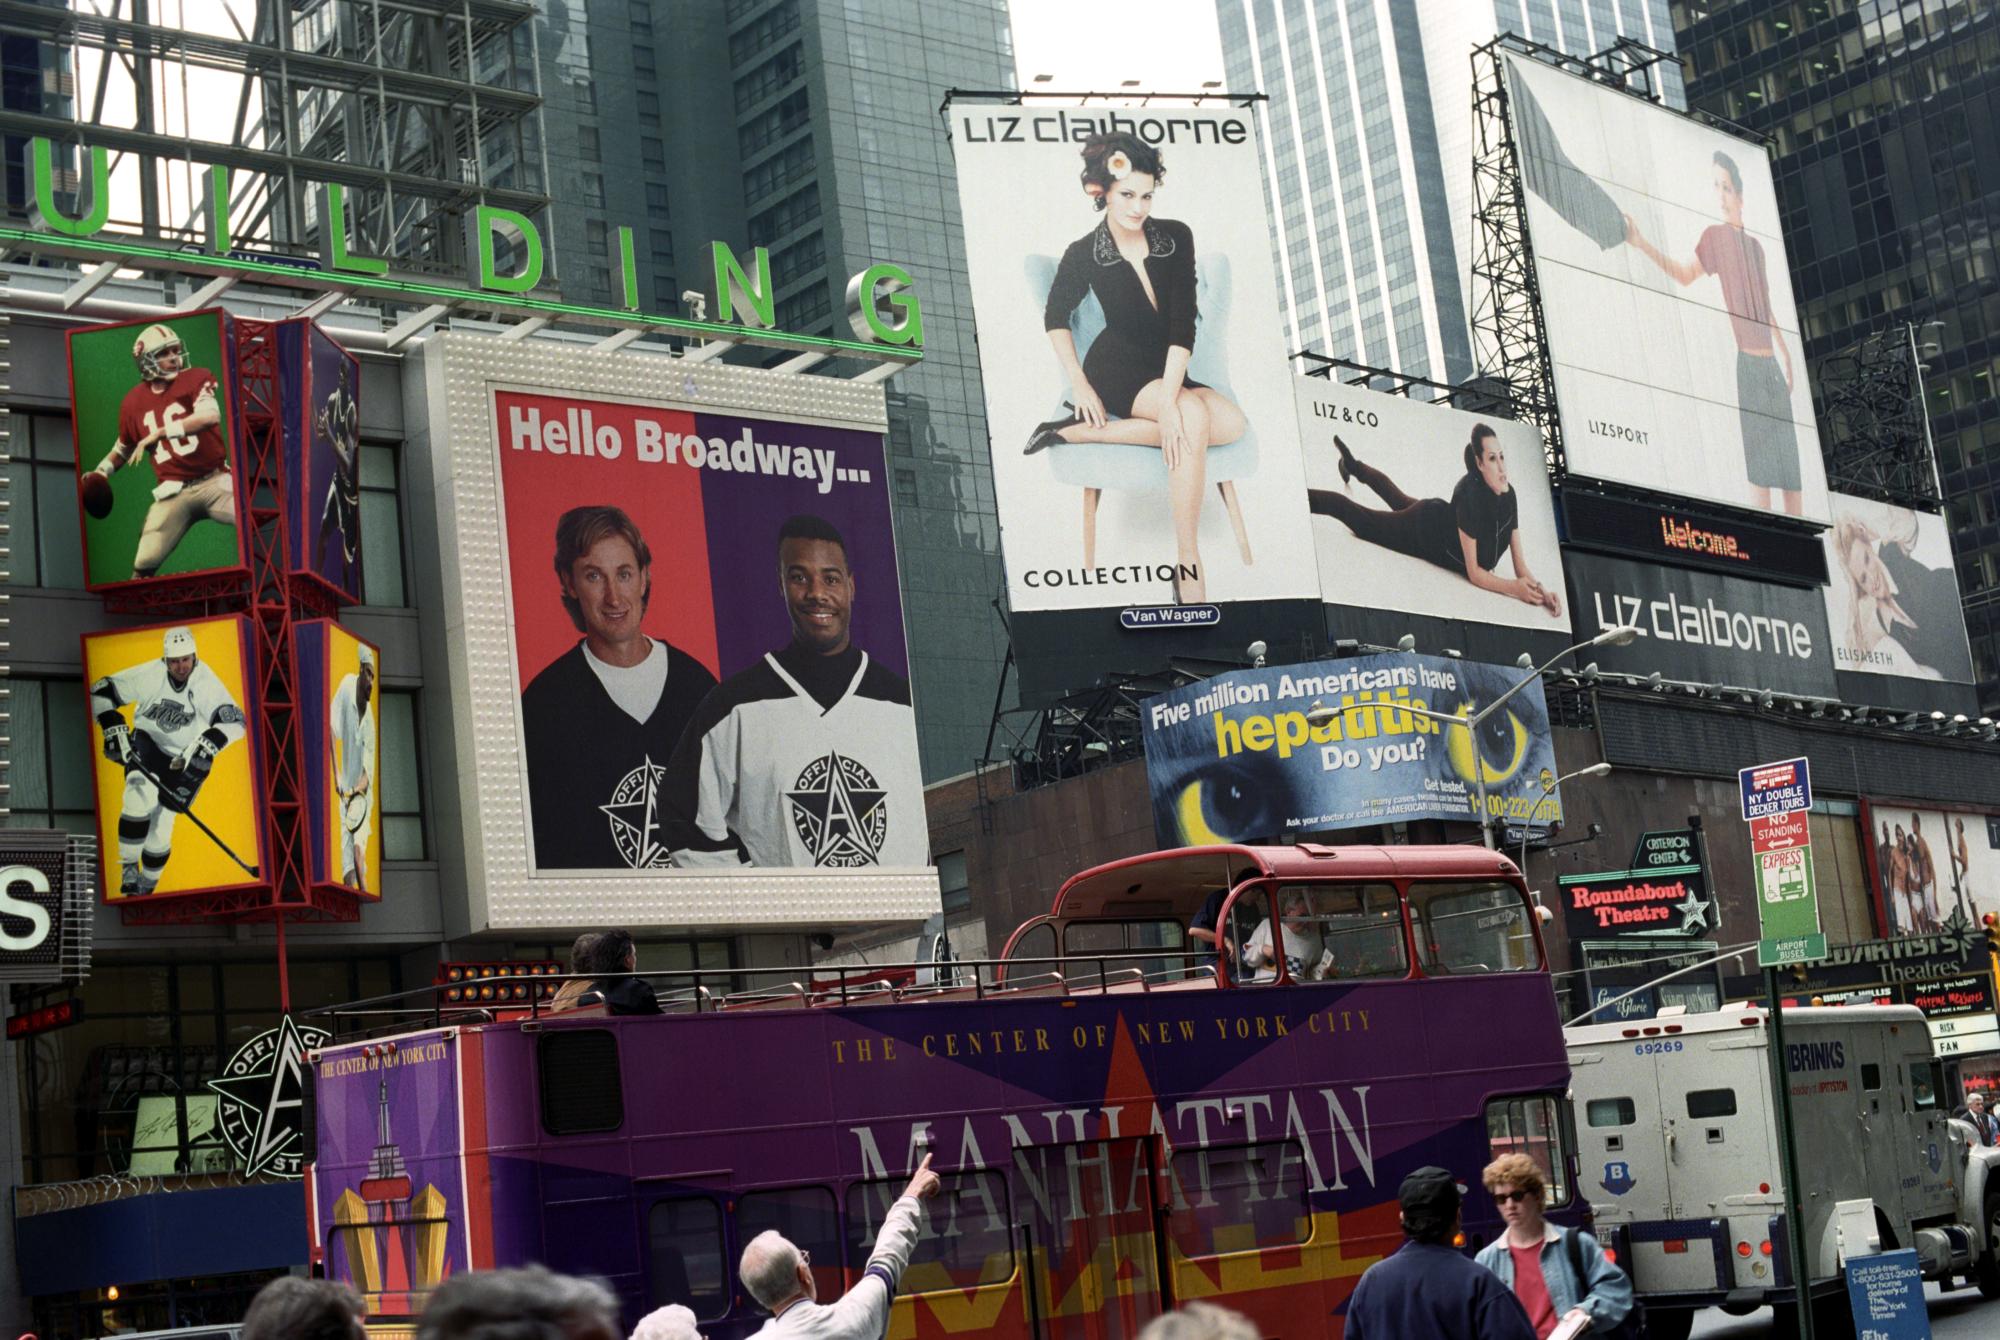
[1559,827,1715,943]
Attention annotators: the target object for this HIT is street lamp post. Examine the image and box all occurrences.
[1519,762,1613,881]
[1309,626,1640,848]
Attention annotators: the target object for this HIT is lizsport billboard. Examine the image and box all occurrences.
[949,103,1317,612]
[1504,52,1830,523]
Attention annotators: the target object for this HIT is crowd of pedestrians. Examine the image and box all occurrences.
[235,1148,1630,1340]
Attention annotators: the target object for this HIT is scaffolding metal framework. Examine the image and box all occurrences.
[1816,322,1946,510]
[1,0,549,275]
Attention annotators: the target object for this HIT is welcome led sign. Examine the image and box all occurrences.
[15,137,923,361]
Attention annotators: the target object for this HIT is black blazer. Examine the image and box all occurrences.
[583,977,662,1016]
[1044,217,1199,352]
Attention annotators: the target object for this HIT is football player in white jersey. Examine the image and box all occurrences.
[90,625,248,895]
[329,644,377,889]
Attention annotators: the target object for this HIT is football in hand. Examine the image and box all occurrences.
[80,471,115,519]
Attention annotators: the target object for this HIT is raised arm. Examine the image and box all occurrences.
[827,1155,939,1334]
[1623,213,1704,286]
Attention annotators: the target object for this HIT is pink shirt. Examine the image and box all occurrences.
[1509,1241,1559,1339]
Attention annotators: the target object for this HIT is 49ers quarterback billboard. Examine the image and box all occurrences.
[68,310,248,590]
[414,334,938,932]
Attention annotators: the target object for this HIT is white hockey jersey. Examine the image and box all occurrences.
[330,674,375,792]
[90,658,246,756]
[665,646,926,869]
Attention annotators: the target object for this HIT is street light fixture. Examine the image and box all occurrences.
[1307,625,1640,848]
[1519,762,1613,881]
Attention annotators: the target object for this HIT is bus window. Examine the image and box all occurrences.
[1010,920,1058,969]
[737,1186,842,1300]
[1167,1143,1310,1258]
[1410,882,1539,974]
[1063,919,1189,985]
[1485,1094,1572,1206]
[538,1030,624,1135]
[1225,886,1273,985]
[845,1170,1013,1292]
[647,1195,729,1319]
[1234,886,1326,985]
[1290,883,1406,979]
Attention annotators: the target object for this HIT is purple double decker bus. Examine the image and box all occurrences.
[306,843,1579,1338]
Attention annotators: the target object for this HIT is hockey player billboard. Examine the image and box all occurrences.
[279,321,365,601]
[82,616,264,902]
[296,620,381,898]
[419,334,938,931]
[68,309,248,589]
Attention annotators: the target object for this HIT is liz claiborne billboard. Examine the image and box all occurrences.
[413,335,937,931]
[1140,653,1560,846]
[948,104,1317,613]
[1503,52,1830,523]
[1295,379,1567,632]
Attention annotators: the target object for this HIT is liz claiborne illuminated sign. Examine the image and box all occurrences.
[15,137,921,359]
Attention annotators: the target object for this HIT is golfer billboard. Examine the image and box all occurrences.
[1140,652,1560,845]
[1502,52,1830,523]
[948,103,1317,613]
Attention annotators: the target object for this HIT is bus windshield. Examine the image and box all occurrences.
[1410,881,1541,974]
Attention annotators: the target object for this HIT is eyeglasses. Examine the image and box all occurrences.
[798,1251,811,1267]
[1494,1189,1535,1204]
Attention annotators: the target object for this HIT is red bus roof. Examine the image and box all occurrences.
[1049,843,1525,920]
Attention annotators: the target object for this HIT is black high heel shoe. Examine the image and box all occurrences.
[1025,410,1082,455]
[1332,434,1355,485]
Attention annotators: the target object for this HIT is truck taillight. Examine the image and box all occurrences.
[1663,1240,1688,1254]
[1603,1247,1618,1264]
[1759,1182,1771,1194]
[1737,1242,1752,1257]
[1760,1241,1773,1256]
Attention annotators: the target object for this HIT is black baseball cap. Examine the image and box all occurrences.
[1399,1166,1463,1221]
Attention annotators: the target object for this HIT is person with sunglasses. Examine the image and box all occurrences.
[1475,1154,1634,1338]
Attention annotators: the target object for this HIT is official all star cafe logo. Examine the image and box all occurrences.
[209,1014,334,1179]
[595,750,890,868]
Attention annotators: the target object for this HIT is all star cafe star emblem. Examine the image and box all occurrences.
[208,1014,334,1180]
[787,750,889,867]
[600,755,673,869]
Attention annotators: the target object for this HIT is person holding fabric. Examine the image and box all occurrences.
[1028,133,1249,604]
[1308,427,1560,617]
[1625,152,1803,516]
[1475,1154,1635,1338]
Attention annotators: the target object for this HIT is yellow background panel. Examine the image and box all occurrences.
[325,624,383,895]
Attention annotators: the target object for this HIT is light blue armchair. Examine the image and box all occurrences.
[1025,251,1258,569]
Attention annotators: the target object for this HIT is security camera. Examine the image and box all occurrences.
[680,289,708,321]
[1246,639,1268,661]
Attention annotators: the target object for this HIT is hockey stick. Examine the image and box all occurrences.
[126,753,262,878]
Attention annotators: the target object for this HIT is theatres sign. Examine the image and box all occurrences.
[1561,490,1828,587]
[1566,551,1840,697]
[1559,827,1715,945]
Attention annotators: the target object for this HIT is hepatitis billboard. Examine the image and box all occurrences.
[1502,53,1830,523]
[416,335,937,931]
[1139,652,1560,845]
[1296,380,1566,632]
[68,309,248,589]
[948,103,1317,612]
[1821,492,1973,683]
[82,615,264,902]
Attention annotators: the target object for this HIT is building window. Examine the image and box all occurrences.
[577,125,601,161]
[358,445,407,607]
[937,849,969,912]
[380,688,426,860]
[3,412,87,588]
[1,678,93,835]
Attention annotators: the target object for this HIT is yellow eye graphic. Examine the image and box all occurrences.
[1444,700,1533,786]
[1175,779,1227,845]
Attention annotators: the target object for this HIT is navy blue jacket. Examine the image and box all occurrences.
[1345,1241,1538,1340]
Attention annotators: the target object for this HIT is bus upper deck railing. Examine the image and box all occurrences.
[302,953,1219,1042]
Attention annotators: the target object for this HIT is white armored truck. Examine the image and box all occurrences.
[1566,1003,2000,1339]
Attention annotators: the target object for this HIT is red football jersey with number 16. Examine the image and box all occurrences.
[116,368,227,484]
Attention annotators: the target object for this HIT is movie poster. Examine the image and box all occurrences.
[948,104,1317,612]
[1139,652,1560,844]
[296,620,382,897]
[1821,492,1973,683]
[1864,801,2000,938]
[81,615,264,902]
[1295,380,1566,631]
[1503,53,1830,523]
[281,321,365,601]
[67,309,247,588]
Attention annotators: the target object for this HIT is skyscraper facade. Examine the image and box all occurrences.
[529,0,1016,781]
[1214,0,1683,383]
[1671,0,2000,709]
